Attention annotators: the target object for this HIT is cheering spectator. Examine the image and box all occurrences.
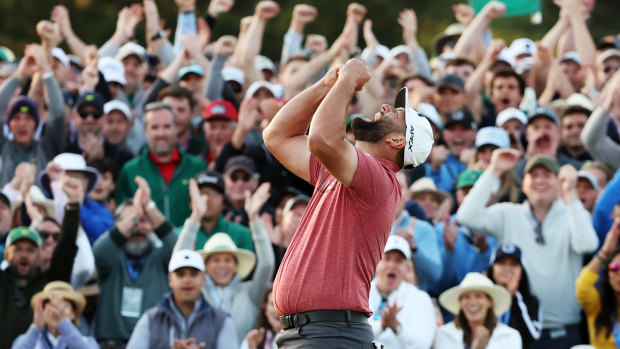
[223,156,259,226]
[241,287,280,349]
[101,100,135,155]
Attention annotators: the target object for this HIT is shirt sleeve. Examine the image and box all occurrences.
[348,148,399,206]
[216,317,239,349]
[575,267,602,317]
[126,313,151,349]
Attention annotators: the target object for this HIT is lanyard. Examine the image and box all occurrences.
[499,307,511,325]
[126,258,145,283]
[373,294,389,321]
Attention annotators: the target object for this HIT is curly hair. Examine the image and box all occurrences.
[595,247,620,338]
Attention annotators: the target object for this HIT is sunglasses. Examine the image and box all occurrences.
[38,230,60,241]
[78,110,103,119]
[604,65,620,74]
[534,222,545,245]
[230,174,251,182]
[609,262,620,273]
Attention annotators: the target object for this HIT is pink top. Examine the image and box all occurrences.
[273,147,401,317]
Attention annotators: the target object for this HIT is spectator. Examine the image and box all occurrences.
[409,177,450,224]
[0,176,82,348]
[486,70,526,127]
[11,281,98,348]
[434,272,521,349]
[495,108,527,152]
[127,249,238,349]
[576,170,600,213]
[457,150,599,348]
[575,218,620,349]
[223,156,259,226]
[174,181,274,339]
[158,86,207,156]
[115,102,206,227]
[102,100,134,155]
[0,191,12,258]
[369,235,436,348]
[88,157,119,214]
[558,96,593,167]
[486,243,542,347]
[241,287,281,349]
[93,177,176,346]
[203,100,238,168]
[592,168,620,249]
[580,160,613,191]
[434,74,467,118]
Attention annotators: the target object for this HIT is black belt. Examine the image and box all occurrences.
[280,310,368,330]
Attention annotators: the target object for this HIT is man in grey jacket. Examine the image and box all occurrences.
[126,249,238,349]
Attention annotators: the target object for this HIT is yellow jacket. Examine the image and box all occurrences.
[575,267,617,349]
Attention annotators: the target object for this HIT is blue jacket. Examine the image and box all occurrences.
[80,197,113,245]
[424,154,467,194]
[593,169,620,249]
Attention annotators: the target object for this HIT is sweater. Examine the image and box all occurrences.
[575,267,617,349]
[115,146,206,227]
[11,320,98,349]
[433,322,522,349]
[456,171,599,328]
[581,106,620,169]
[93,222,177,341]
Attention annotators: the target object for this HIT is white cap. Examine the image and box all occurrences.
[566,93,594,112]
[104,100,132,121]
[282,194,310,217]
[245,80,279,99]
[384,235,411,260]
[496,107,527,127]
[496,48,515,68]
[515,56,533,75]
[255,55,276,72]
[51,47,69,68]
[509,38,537,58]
[577,170,599,191]
[561,51,581,65]
[597,49,620,65]
[115,42,147,62]
[360,44,390,65]
[98,57,127,85]
[394,88,434,168]
[168,249,205,273]
[417,103,443,130]
[475,126,510,149]
[389,45,413,61]
[222,66,244,85]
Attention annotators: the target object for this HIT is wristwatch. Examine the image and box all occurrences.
[146,200,157,211]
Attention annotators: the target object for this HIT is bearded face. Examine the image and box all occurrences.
[351,117,405,143]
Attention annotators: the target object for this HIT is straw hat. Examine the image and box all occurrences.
[409,178,449,203]
[31,281,86,315]
[200,233,256,278]
[439,272,511,316]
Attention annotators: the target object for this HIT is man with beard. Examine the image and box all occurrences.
[0,177,81,348]
[263,59,433,346]
[115,102,206,227]
[513,106,579,182]
[94,176,177,346]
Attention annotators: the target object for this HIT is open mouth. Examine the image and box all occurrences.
[535,135,551,148]
[501,98,511,106]
[387,272,397,282]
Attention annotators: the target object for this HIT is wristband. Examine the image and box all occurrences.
[147,200,157,211]
[42,71,54,79]
[150,30,165,41]
[595,253,608,263]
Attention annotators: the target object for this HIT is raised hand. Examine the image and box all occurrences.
[291,4,317,32]
[600,218,620,258]
[338,58,370,91]
[46,161,64,183]
[255,1,280,20]
[44,292,72,328]
[213,35,236,56]
[25,192,44,228]
[381,301,402,332]
[443,216,458,252]
[196,18,211,51]
[51,5,74,39]
[472,325,491,349]
[116,4,144,42]
[488,148,523,177]
[245,328,266,349]
[62,176,85,204]
[430,145,450,170]
[81,131,104,161]
[245,182,271,220]
[189,178,207,223]
[481,1,506,20]
[33,296,46,330]
[558,164,578,203]
[208,0,234,18]
[362,19,378,49]
[134,176,152,209]
[346,3,367,25]
[36,20,63,47]
[15,50,39,80]
[452,4,475,27]
[175,0,195,12]
[83,45,99,68]
[398,9,418,43]
[25,44,51,74]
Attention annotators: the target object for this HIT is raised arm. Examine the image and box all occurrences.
[172,0,198,54]
[307,59,369,186]
[99,4,143,58]
[174,179,205,252]
[144,0,174,67]
[205,36,236,101]
[561,0,596,68]
[263,66,339,182]
[281,4,317,64]
[453,1,506,62]
[52,5,88,61]
[465,39,505,124]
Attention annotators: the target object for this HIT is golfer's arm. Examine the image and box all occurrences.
[307,78,358,186]
[263,80,331,182]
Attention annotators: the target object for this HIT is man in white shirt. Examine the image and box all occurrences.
[369,235,436,349]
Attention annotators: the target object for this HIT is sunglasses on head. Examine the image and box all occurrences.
[78,110,103,119]
[38,230,59,241]
[609,262,620,272]
[230,173,251,182]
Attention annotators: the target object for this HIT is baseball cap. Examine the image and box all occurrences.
[489,243,523,265]
[104,100,132,121]
[195,171,224,194]
[204,100,238,122]
[282,194,310,218]
[445,109,477,130]
[75,91,105,111]
[168,249,205,273]
[115,42,147,62]
[0,190,11,209]
[51,47,70,68]
[98,57,127,85]
[528,106,559,126]
[7,96,40,127]
[0,46,16,63]
[509,38,537,59]
[222,66,244,85]
[245,81,278,99]
[393,88,434,168]
[178,64,204,79]
[389,45,413,61]
[384,235,411,260]
[475,127,510,149]
[597,49,620,66]
[417,103,443,130]
[524,154,559,175]
[561,51,581,65]
[361,45,390,63]
[496,107,527,127]
[255,55,276,72]
[224,156,257,176]
[515,57,534,75]
[496,48,516,68]
[597,35,620,50]
[457,170,483,190]
[6,227,41,247]
[437,74,465,92]
[577,170,599,191]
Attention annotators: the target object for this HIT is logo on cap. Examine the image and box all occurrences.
[407,124,415,152]
[86,94,94,101]
[501,243,516,254]
[20,229,29,235]
[211,105,226,115]
[20,106,29,113]
[452,110,464,120]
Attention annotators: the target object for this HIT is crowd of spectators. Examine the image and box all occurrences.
[0,0,619,347]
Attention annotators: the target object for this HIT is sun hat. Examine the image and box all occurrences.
[409,177,449,203]
[393,87,434,169]
[439,272,512,316]
[31,281,86,315]
[39,153,100,194]
[201,233,256,278]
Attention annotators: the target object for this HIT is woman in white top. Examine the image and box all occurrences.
[434,272,522,349]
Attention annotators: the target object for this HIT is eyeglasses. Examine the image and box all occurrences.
[604,65,620,74]
[609,262,620,273]
[229,173,251,182]
[78,110,103,119]
[38,230,60,241]
[534,222,545,245]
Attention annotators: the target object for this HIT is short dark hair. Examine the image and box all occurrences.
[144,102,176,125]
[157,86,197,110]
[88,158,120,183]
[491,70,526,96]
[446,58,476,69]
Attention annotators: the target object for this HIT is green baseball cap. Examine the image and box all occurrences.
[6,227,41,247]
[524,154,559,175]
[457,170,483,189]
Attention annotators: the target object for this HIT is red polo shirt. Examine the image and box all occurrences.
[149,147,181,184]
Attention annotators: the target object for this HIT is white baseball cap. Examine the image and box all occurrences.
[245,80,279,99]
[222,66,244,85]
[496,48,516,68]
[104,100,132,121]
[52,47,70,68]
[496,107,527,127]
[98,57,127,85]
[509,38,537,58]
[417,103,443,130]
[168,249,205,273]
[115,42,147,62]
[577,170,599,191]
[384,235,411,260]
[475,126,510,149]
[255,55,276,72]
[394,88,434,168]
